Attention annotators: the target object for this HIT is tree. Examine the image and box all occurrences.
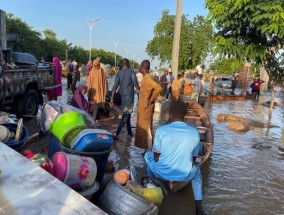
[209,57,243,75]
[189,15,214,68]
[206,0,284,115]
[6,13,42,59]
[146,10,213,70]
[41,29,67,61]
[6,13,126,66]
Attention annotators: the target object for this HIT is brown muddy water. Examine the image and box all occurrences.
[25,77,284,215]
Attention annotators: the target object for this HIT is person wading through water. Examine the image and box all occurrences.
[110,58,140,139]
[135,60,162,151]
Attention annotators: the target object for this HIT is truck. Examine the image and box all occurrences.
[0,9,58,116]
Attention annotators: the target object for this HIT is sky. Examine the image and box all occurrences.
[0,0,208,67]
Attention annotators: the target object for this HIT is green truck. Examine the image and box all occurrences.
[0,9,57,116]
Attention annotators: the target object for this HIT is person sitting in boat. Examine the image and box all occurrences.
[70,84,96,117]
[144,101,205,215]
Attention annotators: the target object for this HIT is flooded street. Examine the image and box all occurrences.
[203,94,284,215]
[30,77,284,214]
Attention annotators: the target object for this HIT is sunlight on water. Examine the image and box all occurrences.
[57,77,284,214]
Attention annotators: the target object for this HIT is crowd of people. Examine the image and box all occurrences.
[47,57,245,215]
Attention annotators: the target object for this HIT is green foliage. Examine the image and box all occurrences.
[206,0,284,84]
[6,13,42,58]
[209,57,243,75]
[5,13,123,65]
[146,10,213,70]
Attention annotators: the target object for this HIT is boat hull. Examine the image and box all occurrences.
[204,93,256,103]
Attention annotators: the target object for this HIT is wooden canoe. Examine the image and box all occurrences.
[165,100,214,192]
[203,90,257,103]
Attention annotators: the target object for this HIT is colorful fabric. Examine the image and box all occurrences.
[135,73,162,149]
[253,80,265,91]
[171,79,182,101]
[46,57,62,100]
[70,85,94,114]
[184,85,193,95]
[24,150,54,175]
[87,59,107,108]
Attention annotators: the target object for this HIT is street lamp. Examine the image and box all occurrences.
[132,54,136,70]
[136,57,140,70]
[125,49,130,58]
[86,19,100,61]
[113,40,121,67]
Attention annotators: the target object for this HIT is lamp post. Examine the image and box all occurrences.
[132,54,136,70]
[113,40,121,68]
[86,19,100,61]
[125,49,130,58]
[136,57,140,70]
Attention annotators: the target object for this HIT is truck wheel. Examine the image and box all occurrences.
[17,89,39,116]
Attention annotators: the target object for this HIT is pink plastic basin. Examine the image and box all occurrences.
[52,152,97,191]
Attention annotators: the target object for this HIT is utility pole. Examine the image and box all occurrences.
[86,19,100,61]
[171,0,183,78]
[125,49,130,58]
[132,54,136,70]
[113,40,121,68]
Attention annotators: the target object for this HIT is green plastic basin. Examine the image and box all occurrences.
[50,112,87,147]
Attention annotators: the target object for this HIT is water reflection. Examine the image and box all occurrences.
[204,93,284,215]
[55,78,284,214]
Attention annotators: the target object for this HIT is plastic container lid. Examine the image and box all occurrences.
[79,181,100,199]
[70,129,112,149]
[51,152,69,182]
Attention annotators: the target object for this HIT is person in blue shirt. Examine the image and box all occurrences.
[144,101,204,215]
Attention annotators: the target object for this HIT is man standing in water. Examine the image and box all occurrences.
[135,60,162,150]
[110,58,140,139]
[252,77,265,99]
[144,101,205,215]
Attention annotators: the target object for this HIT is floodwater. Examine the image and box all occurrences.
[32,77,284,214]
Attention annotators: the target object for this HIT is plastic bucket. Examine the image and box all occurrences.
[51,152,97,191]
[70,129,114,152]
[79,181,100,200]
[1,123,29,152]
[49,112,87,147]
[59,143,113,184]
[48,134,61,159]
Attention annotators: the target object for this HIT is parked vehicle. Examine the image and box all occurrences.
[215,77,232,88]
[0,9,57,116]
